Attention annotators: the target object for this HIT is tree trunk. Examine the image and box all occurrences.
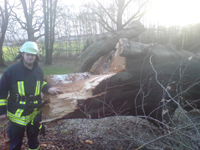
[42,40,200,126]
[43,0,57,65]
[0,44,6,67]
[0,0,9,67]
[43,0,50,65]
[74,23,145,73]
[0,26,7,67]
[116,0,125,30]
[21,0,35,41]
[42,71,177,126]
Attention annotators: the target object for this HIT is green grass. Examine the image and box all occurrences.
[0,59,76,76]
[40,60,76,76]
[42,65,74,76]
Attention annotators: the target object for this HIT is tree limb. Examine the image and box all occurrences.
[96,0,117,24]
[34,33,45,41]
[136,123,200,150]
[34,20,44,32]
[123,0,150,28]
[87,5,115,32]
[122,0,132,13]
[12,11,27,30]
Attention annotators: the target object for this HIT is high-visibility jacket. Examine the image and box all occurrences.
[0,59,51,126]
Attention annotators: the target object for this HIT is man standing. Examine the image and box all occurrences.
[0,41,62,150]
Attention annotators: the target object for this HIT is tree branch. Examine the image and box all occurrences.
[34,33,45,41]
[122,0,132,13]
[96,0,117,24]
[136,122,200,150]
[149,55,200,135]
[123,0,150,28]
[12,11,27,29]
[87,5,115,32]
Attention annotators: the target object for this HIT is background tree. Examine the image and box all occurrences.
[13,0,44,41]
[43,0,58,65]
[86,0,151,32]
[0,0,12,66]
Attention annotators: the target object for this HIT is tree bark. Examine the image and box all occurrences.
[74,23,145,73]
[43,0,57,65]
[116,0,125,30]
[0,0,9,67]
[42,40,200,126]
[42,71,177,126]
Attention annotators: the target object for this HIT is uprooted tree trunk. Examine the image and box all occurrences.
[42,39,200,127]
[74,23,145,73]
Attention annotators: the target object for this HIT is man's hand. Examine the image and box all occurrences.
[0,114,7,121]
[48,87,63,95]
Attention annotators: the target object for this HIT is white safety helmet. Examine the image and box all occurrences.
[20,41,39,54]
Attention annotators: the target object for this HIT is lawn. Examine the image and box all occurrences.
[40,59,76,75]
[0,59,76,76]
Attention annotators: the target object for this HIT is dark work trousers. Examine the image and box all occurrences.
[7,114,41,150]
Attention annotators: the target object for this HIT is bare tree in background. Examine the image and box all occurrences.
[42,0,58,65]
[0,0,12,67]
[13,0,44,41]
[87,0,151,32]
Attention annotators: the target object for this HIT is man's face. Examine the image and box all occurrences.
[22,52,36,64]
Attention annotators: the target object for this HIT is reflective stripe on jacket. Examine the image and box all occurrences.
[0,59,51,126]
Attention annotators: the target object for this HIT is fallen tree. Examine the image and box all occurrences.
[74,21,145,73]
[42,39,200,127]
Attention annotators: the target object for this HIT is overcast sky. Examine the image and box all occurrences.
[62,0,200,27]
[3,0,200,27]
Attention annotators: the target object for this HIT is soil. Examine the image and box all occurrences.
[1,109,200,150]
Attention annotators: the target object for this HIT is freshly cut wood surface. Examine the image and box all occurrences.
[42,73,116,123]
